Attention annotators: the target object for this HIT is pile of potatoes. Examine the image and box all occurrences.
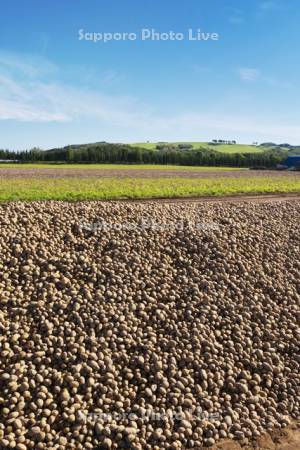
[0,200,299,449]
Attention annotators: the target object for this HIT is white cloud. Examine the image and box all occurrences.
[256,1,286,19]
[237,67,291,89]
[0,52,141,124]
[0,75,150,125]
[0,51,57,78]
[238,67,261,82]
[168,113,300,142]
[0,52,299,143]
[259,1,280,11]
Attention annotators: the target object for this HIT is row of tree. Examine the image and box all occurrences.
[210,140,237,145]
[0,144,287,168]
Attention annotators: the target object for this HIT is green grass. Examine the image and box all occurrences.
[131,142,264,154]
[205,144,263,154]
[0,177,299,201]
[0,163,246,171]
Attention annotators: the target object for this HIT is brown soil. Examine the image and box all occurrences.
[0,168,299,179]
[213,421,300,450]
[113,193,300,205]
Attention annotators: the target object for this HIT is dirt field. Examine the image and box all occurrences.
[214,421,300,450]
[0,167,299,179]
[116,193,300,205]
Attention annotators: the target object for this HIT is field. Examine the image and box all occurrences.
[131,142,264,153]
[0,163,246,171]
[0,164,299,201]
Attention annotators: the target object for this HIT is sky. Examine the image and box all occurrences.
[0,0,300,149]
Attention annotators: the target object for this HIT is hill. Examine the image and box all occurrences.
[130,141,300,154]
[0,140,296,168]
[130,142,264,153]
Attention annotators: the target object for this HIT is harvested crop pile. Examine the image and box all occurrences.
[0,200,299,450]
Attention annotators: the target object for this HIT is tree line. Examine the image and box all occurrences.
[0,144,288,168]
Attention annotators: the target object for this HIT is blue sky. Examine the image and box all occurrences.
[0,0,299,149]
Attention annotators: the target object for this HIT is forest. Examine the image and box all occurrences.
[0,143,288,168]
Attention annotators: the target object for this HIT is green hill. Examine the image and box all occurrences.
[131,142,265,154]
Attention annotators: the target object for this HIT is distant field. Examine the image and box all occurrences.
[131,142,264,154]
[0,177,299,201]
[0,163,246,170]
